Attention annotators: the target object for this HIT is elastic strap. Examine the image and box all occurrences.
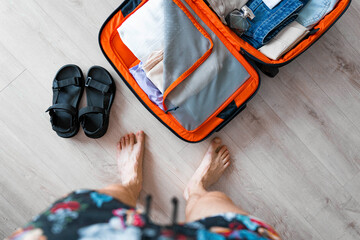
[78,106,106,119]
[46,103,77,116]
[53,77,80,89]
[85,77,110,93]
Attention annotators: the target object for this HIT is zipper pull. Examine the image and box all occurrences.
[165,106,179,114]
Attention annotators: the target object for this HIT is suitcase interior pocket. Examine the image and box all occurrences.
[164,0,252,131]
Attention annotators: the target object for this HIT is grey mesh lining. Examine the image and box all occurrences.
[122,0,251,131]
[164,0,251,131]
[162,0,211,92]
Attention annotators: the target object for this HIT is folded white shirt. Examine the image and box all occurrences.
[262,0,283,9]
[207,0,249,24]
[117,0,164,63]
[259,21,309,60]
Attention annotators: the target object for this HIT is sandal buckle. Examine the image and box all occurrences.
[52,81,60,90]
[85,77,92,87]
[74,77,79,86]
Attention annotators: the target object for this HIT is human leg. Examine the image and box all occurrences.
[184,137,248,222]
[98,131,145,207]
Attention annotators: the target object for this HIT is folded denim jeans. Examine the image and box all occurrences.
[297,0,339,28]
[241,0,309,49]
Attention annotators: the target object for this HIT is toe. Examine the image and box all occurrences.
[130,133,135,145]
[125,134,130,145]
[221,149,229,158]
[224,161,230,168]
[136,131,145,145]
[223,155,230,164]
[117,142,122,150]
[222,152,230,160]
[210,137,222,153]
[218,146,227,156]
[121,136,126,147]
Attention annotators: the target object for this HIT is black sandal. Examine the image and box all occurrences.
[46,64,84,138]
[79,66,116,139]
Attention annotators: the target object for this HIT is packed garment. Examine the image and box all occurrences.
[262,0,283,9]
[143,50,165,93]
[258,22,310,60]
[241,0,310,49]
[297,0,340,28]
[117,0,164,63]
[226,0,342,60]
[129,62,164,111]
[257,0,340,59]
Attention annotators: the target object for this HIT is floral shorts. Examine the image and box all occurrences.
[7,190,281,240]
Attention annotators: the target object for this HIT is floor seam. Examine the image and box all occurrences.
[0,69,26,93]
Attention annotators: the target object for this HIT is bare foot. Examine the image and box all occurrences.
[184,137,230,200]
[117,131,145,198]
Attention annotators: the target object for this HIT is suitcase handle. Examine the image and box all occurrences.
[255,62,279,78]
[215,103,247,132]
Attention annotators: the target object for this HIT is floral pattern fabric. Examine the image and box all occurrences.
[7,190,281,240]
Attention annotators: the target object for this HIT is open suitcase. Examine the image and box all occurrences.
[99,0,351,143]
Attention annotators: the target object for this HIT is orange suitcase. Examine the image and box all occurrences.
[99,0,351,142]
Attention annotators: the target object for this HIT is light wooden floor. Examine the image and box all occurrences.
[0,0,359,239]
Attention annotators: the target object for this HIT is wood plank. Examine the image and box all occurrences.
[224,96,360,239]
[260,61,360,185]
[0,42,25,92]
[334,3,360,56]
[344,172,360,203]
[296,25,360,131]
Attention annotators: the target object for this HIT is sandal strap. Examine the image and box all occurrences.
[85,77,110,93]
[53,77,80,89]
[79,106,107,119]
[46,103,77,116]
[52,125,71,134]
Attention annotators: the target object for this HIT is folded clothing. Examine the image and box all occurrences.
[207,0,249,24]
[143,50,164,93]
[262,0,283,9]
[146,61,164,94]
[241,0,309,49]
[297,0,340,28]
[259,21,310,60]
[129,63,164,111]
[117,0,164,63]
